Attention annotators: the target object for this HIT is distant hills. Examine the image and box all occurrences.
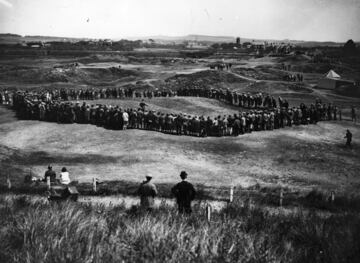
[135,34,345,47]
[0,34,87,44]
[0,33,349,47]
[130,34,236,43]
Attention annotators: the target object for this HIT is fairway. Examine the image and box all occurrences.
[1,104,359,195]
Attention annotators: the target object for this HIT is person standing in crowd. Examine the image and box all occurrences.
[171,171,196,214]
[140,99,147,112]
[60,167,71,185]
[345,130,352,147]
[137,174,158,210]
[43,165,56,183]
[123,110,129,130]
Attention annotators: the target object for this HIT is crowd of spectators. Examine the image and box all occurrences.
[11,89,340,137]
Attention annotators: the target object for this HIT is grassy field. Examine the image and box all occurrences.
[1,51,360,261]
[1,53,360,197]
[0,103,359,199]
[0,194,360,263]
[74,97,242,117]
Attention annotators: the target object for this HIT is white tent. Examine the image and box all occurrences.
[318,69,353,89]
[325,70,340,79]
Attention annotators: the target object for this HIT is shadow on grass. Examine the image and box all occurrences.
[0,145,146,168]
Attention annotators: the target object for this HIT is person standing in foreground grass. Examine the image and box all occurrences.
[138,174,158,210]
[172,171,196,214]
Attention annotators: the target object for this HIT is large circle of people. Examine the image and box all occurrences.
[7,86,340,137]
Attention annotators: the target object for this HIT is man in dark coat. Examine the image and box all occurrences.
[43,165,56,183]
[171,171,196,214]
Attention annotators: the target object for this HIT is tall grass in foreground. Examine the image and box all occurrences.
[0,195,359,263]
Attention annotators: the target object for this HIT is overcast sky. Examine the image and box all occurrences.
[0,0,359,42]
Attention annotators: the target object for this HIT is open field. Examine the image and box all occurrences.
[1,104,359,196]
[0,45,360,263]
[1,52,360,200]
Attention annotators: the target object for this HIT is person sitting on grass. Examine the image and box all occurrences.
[60,167,71,185]
[43,165,56,183]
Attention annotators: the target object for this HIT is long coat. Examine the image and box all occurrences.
[138,181,158,208]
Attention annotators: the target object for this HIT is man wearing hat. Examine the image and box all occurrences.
[138,174,158,210]
[171,171,196,214]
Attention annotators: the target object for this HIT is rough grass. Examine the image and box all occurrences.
[0,194,359,263]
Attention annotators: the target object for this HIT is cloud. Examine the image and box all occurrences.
[0,0,13,8]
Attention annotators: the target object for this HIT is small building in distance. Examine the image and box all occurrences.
[317,70,355,89]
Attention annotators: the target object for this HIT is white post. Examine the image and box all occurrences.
[247,197,254,210]
[6,175,11,189]
[206,204,212,222]
[279,188,284,207]
[330,191,335,203]
[93,178,97,193]
[46,176,51,190]
[229,185,234,203]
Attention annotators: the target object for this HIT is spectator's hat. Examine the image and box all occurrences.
[180,171,188,179]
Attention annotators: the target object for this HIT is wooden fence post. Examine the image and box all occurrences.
[93,178,97,193]
[279,188,284,207]
[6,175,11,190]
[330,191,335,203]
[46,176,51,190]
[229,185,234,203]
[206,204,212,223]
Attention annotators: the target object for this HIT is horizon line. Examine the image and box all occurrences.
[0,32,357,44]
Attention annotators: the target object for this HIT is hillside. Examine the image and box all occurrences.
[0,33,89,44]
[0,33,349,47]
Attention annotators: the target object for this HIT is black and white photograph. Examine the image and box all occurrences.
[0,0,360,262]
